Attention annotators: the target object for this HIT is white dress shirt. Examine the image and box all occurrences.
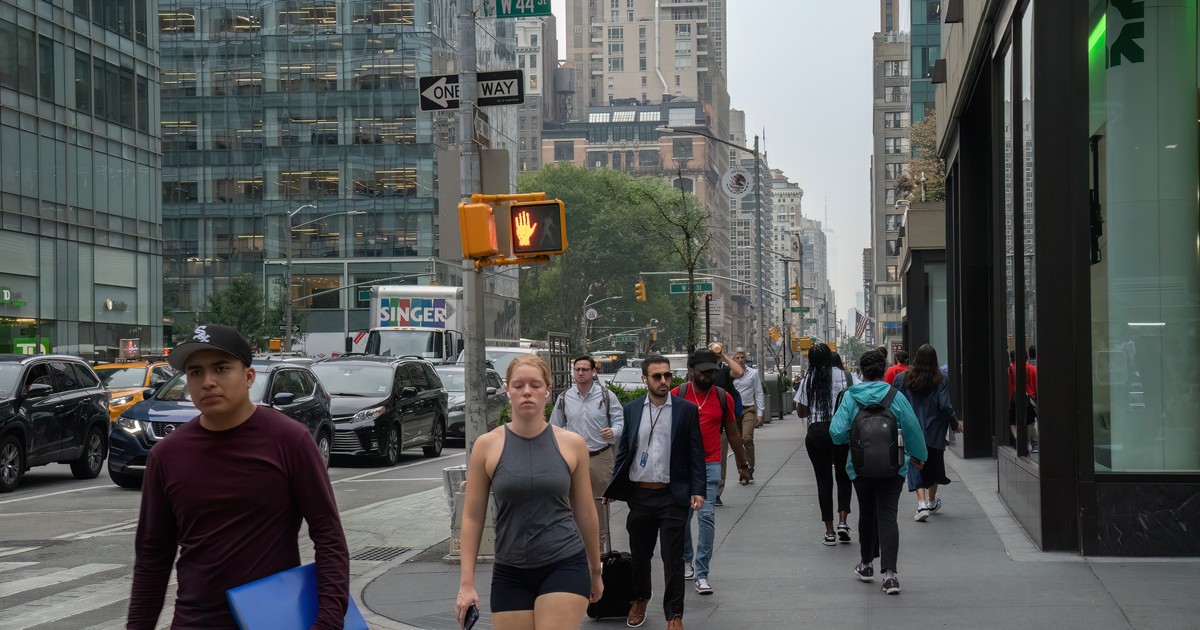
[629,396,673,483]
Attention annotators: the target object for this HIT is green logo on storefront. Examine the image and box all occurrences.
[0,288,28,308]
[1110,0,1145,67]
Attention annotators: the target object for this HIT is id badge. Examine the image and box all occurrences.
[639,452,648,468]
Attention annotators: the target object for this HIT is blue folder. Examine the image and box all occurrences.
[226,563,368,630]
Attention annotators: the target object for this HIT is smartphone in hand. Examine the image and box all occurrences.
[463,604,480,630]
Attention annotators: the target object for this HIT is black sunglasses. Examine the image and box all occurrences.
[647,372,673,381]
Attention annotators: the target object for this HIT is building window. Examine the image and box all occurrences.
[554,141,575,161]
[531,34,538,46]
[74,52,91,113]
[639,57,646,71]
[675,39,692,53]
[884,163,904,180]
[884,111,909,129]
[608,27,623,39]
[159,7,196,33]
[609,57,624,72]
[672,138,693,159]
[675,56,691,69]
[639,25,646,39]
[884,188,896,207]
[886,239,899,257]
[883,60,908,77]
[676,23,691,37]
[886,214,903,230]
[638,150,660,169]
[885,86,909,102]
[530,55,537,68]
[884,137,910,155]
[519,55,525,69]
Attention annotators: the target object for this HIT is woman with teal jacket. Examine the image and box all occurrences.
[830,349,927,596]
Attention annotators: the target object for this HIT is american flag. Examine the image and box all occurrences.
[854,309,871,339]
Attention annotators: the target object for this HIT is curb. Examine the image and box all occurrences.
[353,544,441,630]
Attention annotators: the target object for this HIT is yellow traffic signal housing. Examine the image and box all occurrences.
[769,327,781,342]
[458,202,499,259]
[634,280,647,302]
[651,329,658,341]
[790,284,800,301]
[509,199,567,257]
[799,337,813,351]
[829,341,838,353]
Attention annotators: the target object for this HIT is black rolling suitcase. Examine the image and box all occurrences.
[587,501,635,620]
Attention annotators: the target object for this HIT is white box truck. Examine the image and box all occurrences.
[365,285,463,363]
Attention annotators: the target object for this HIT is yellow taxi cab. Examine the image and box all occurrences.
[93,361,177,421]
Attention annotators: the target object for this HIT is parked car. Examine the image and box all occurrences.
[609,366,646,392]
[0,354,112,492]
[311,356,448,465]
[458,346,542,382]
[107,361,334,488]
[93,361,177,421]
[434,364,507,441]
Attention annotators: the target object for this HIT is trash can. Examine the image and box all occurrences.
[764,372,784,422]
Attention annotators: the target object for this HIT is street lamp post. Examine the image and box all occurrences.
[658,125,764,370]
[580,295,623,349]
[282,205,364,352]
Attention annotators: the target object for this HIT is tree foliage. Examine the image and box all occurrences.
[908,111,946,202]
[196,274,270,345]
[516,164,711,352]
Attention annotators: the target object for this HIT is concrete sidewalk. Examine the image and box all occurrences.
[358,413,1199,630]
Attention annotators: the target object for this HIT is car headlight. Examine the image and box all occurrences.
[110,394,135,407]
[116,416,145,434]
[352,405,387,422]
[449,402,465,412]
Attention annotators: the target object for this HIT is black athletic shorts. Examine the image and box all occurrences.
[490,550,591,612]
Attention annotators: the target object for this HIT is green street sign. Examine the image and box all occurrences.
[790,306,809,313]
[615,334,637,343]
[669,282,714,294]
[494,0,551,18]
[801,306,811,313]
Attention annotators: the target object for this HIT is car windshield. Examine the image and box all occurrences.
[486,350,532,378]
[311,364,394,396]
[0,363,19,398]
[95,366,148,389]
[434,369,465,392]
[613,368,642,384]
[153,372,268,402]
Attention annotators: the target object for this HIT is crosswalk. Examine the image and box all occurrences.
[0,546,175,630]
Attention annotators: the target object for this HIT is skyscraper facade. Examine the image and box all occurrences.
[515,14,557,173]
[0,0,162,358]
[158,1,518,348]
[870,30,910,354]
[909,0,941,123]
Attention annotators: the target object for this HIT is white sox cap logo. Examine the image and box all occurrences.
[193,325,211,343]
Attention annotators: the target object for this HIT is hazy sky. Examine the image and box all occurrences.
[550,1,882,319]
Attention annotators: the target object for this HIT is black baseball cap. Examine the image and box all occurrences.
[688,348,720,372]
[167,324,254,371]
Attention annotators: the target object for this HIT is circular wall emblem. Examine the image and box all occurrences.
[721,166,753,200]
[585,308,598,321]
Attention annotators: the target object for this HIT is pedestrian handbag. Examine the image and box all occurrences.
[226,563,369,630]
[587,501,636,620]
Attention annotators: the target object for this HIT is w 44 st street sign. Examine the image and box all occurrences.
[492,0,551,18]
[670,281,714,294]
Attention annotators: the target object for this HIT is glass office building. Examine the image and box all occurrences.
[940,0,1200,555]
[0,0,162,359]
[158,1,518,348]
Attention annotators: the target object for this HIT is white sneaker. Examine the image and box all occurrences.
[695,577,713,595]
[914,503,931,522]
[683,563,694,580]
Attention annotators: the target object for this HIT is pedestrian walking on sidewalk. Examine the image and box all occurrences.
[603,355,706,630]
[730,348,765,478]
[830,349,927,595]
[708,342,744,504]
[675,349,751,596]
[794,343,854,546]
[884,349,909,385]
[893,344,962,522]
[550,355,625,500]
[128,324,350,629]
[457,355,603,630]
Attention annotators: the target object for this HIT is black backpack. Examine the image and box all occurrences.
[849,387,905,478]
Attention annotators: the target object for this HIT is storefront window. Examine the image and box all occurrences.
[1089,0,1200,472]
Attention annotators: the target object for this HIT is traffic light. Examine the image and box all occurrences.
[457,202,499,259]
[634,280,647,302]
[790,284,800,302]
[509,199,567,257]
[651,329,658,341]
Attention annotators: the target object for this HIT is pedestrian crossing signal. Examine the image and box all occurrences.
[509,200,567,256]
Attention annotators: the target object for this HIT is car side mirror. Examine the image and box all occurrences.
[25,383,54,399]
[273,392,296,406]
[143,388,157,400]
[401,386,418,398]
[486,387,497,395]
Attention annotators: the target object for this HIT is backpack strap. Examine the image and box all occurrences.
[881,386,899,409]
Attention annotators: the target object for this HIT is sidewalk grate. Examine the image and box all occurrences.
[350,546,411,562]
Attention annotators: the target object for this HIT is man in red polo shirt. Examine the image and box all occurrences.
[884,349,909,385]
[672,349,750,596]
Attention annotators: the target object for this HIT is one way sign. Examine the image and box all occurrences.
[418,70,525,112]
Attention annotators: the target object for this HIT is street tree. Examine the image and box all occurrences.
[197,274,269,346]
[909,110,946,202]
[517,164,687,350]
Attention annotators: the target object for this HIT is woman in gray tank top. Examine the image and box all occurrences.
[456,355,603,629]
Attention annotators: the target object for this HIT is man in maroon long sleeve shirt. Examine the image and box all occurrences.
[127,324,350,629]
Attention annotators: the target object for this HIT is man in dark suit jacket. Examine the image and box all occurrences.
[604,355,705,630]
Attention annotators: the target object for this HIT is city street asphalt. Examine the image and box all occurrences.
[354,411,1200,630]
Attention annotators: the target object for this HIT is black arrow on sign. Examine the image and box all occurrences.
[1110,21,1144,67]
[1110,0,1144,20]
